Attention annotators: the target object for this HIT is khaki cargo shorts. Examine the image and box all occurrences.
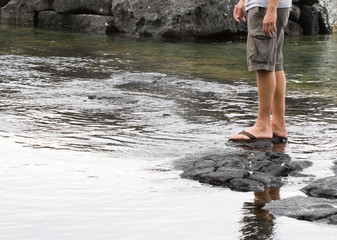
[247,7,290,72]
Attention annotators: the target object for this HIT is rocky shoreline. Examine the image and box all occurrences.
[0,0,336,41]
[176,143,337,225]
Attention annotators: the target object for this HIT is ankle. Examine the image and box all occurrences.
[255,119,272,132]
[272,123,287,137]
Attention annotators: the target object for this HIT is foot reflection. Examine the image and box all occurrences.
[228,141,287,153]
[240,188,280,239]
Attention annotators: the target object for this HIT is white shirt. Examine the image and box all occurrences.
[245,0,292,11]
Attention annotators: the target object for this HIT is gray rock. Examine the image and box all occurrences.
[314,3,334,34]
[301,0,319,5]
[290,4,301,22]
[199,168,249,186]
[318,0,337,33]
[53,0,112,16]
[37,11,115,34]
[178,150,311,192]
[301,176,337,198]
[230,178,265,192]
[111,0,247,40]
[0,0,52,26]
[300,4,320,35]
[265,196,337,224]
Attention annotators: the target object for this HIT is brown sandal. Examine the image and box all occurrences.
[229,131,272,143]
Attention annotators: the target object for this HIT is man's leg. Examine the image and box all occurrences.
[230,70,275,140]
[272,70,287,138]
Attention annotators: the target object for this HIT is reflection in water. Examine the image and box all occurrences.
[229,140,287,153]
[240,188,280,240]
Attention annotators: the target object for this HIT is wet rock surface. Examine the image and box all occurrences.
[53,0,112,15]
[178,146,337,225]
[301,176,337,199]
[265,196,337,225]
[37,11,115,34]
[264,164,337,225]
[178,149,312,192]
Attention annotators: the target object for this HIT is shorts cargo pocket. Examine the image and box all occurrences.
[248,31,275,65]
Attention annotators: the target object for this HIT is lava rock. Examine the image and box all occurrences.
[0,0,52,26]
[178,150,311,192]
[300,0,319,5]
[265,196,337,225]
[289,4,301,22]
[111,0,247,40]
[53,0,112,16]
[37,11,115,34]
[301,176,337,199]
[300,4,320,35]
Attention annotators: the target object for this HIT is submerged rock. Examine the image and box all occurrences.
[265,196,337,225]
[178,150,312,192]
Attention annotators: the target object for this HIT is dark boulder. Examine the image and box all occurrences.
[300,0,319,5]
[301,176,337,199]
[0,0,52,26]
[53,0,112,16]
[0,0,10,8]
[37,11,115,34]
[265,196,337,224]
[111,0,247,40]
[289,4,301,22]
[300,4,320,35]
[313,3,333,34]
[178,150,311,192]
[286,20,304,36]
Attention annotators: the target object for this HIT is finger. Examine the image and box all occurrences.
[233,8,240,22]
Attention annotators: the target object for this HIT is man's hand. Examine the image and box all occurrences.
[233,0,246,23]
[263,7,277,36]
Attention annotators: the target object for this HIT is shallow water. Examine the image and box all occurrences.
[0,26,336,239]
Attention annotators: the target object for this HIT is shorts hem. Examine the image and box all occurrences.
[248,64,283,72]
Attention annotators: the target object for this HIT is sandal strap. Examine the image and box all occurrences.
[238,131,256,140]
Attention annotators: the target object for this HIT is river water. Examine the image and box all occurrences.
[0,25,336,239]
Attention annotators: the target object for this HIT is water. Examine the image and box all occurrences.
[0,25,336,239]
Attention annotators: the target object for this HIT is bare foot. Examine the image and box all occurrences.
[230,126,273,140]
